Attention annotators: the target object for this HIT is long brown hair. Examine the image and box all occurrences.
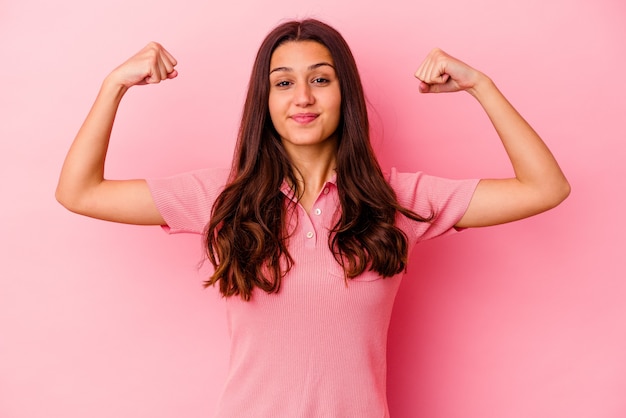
[204,19,430,300]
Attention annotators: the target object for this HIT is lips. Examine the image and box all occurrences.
[290,113,318,124]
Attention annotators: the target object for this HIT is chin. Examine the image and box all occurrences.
[282,136,325,146]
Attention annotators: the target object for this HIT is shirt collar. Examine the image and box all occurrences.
[280,173,337,200]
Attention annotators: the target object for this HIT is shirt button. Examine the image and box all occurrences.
[314,208,322,216]
[306,231,314,239]
[323,187,329,194]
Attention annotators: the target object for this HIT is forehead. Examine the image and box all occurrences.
[270,40,334,69]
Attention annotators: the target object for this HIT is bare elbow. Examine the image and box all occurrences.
[560,178,572,203]
[55,185,74,212]
[546,177,571,210]
[525,177,571,218]
[55,183,84,214]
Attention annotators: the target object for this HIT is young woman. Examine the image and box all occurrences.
[56,19,569,418]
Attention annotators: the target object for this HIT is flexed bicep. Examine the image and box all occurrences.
[456,177,568,228]
[56,43,177,226]
[65,179,165,225]
[414,48,570,228]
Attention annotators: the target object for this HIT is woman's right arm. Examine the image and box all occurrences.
[55,42,178,225]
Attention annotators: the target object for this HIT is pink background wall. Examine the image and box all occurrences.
[1,0,625,417]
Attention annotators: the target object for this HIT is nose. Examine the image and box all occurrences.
[293,82,314,107]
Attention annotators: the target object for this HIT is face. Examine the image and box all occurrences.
[268,41,341,154]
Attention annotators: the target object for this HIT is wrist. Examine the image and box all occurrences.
[467,73,495,100]
[101,74,129,99]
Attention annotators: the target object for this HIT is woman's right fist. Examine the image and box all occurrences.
[107,42,178,89]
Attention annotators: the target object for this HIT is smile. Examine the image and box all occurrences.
[290,113,318,124]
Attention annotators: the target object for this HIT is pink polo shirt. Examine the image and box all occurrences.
[147,168,478,418]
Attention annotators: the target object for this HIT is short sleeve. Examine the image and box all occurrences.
[387,168,479,244]
[146,168,230,234]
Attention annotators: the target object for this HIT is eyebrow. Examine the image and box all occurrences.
[269,62,335,75]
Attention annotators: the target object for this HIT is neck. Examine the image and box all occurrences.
[283,138,338,211]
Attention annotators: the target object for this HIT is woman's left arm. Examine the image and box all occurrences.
[415,48,571,228]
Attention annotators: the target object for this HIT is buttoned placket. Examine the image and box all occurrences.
[303,184,333,249]
[281,182,335,250]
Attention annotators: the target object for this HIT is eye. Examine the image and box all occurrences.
[274,80,292,88]
[312,77,329,85]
